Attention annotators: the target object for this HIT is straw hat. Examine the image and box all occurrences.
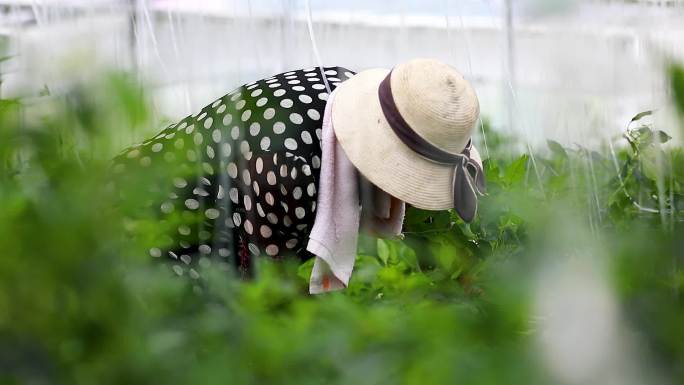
[331,58,482,212]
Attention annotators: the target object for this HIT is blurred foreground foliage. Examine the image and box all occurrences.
[1,69,683,385]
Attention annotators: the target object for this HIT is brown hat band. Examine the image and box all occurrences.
[377,71,486,222]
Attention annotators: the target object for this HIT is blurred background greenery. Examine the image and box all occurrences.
[0,65,683,385]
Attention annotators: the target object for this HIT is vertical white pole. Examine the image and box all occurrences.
[505,0,515,134]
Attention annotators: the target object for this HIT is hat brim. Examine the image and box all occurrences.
[331,68,482,211]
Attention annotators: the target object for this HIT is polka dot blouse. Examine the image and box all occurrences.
[113,67,355,279]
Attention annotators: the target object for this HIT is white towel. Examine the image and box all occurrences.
[307,90,405,294]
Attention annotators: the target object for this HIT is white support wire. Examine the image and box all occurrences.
[669,151,675,232]
[140,1,175,92]
[445,0,491,161]
[475,0,546,198]
[583,154,597,235]
[30,0,44,26]
[651,122,669,229]
[165,1,192,114]
[585,148,603,226]
[304,0,331,95]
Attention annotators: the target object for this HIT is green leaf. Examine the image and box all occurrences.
[106,72,149,127]
[630,110,653,123]
[377,239,390,265]
[399,245,420,272]
[547,140,567,159]
[637,125,652,137]
[657,130,672,144]
[403,207,432,231]
[669,64,684,117]
[0,98,20,109]
[502,154,529,186]
[431,210,452,228]
[296,257,315,282]
[38,84,51,97]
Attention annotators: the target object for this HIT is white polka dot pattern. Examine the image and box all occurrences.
[112,66,355,278]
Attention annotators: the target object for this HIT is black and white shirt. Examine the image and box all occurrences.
[113,66,355,279]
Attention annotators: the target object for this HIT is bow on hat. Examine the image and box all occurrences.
[378,71,486,222]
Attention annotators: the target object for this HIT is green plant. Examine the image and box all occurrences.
[0,68,682,385]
